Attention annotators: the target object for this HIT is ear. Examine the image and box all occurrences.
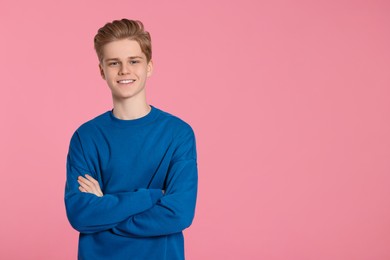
[146,59,153,78]
[99,63,105,79]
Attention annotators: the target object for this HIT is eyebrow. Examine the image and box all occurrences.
[104,56,144,62]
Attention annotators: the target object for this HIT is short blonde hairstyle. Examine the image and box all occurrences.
[94,19,152,63]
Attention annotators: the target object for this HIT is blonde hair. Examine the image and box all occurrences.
[94,19,152,63]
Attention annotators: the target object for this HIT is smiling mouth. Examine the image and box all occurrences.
[117,79,135,84]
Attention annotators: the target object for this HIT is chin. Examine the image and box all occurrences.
[111,88,145,100]
[113,95,134,100]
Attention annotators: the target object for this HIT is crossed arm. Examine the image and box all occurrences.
[75,158,197,237]
[65,128,197,237]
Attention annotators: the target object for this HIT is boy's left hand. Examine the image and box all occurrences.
[78,174,103,197]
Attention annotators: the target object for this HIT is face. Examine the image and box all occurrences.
[99,39,153,101]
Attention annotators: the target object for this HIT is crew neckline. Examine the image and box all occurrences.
[108,105,159,127]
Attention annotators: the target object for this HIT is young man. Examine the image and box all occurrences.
[65,19,198,260]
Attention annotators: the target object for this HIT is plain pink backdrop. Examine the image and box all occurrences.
[1,0,389,259]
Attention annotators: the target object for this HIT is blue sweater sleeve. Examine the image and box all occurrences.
[65,131,163,234]
[111,127,198,237]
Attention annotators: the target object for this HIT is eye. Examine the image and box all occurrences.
[109,62,119,66]
[130,60,140,65]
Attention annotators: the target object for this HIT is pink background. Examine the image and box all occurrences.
[1,0,389,259]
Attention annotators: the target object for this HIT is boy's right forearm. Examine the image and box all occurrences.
[65,188,163,233]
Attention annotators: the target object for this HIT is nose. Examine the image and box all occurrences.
[119,64,131,75]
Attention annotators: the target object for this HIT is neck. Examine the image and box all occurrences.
[112,96,151,120]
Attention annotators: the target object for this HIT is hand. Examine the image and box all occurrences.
[78,174,103,197]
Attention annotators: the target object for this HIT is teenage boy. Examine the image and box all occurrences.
[65,19,198,260]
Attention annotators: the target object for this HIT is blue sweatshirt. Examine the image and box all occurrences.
[65,106,198,260]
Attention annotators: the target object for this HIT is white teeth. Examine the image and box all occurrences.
[118,79,135,84]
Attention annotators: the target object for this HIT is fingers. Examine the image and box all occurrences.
[79,186,88,192]
[78,177,92,191]
[78,175,94,191]
[85,174,100,187]
[87,175,103,197]
[78,175,103,197]
[78,174,103,197]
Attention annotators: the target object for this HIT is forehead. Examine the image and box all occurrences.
[102,39,145,60]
